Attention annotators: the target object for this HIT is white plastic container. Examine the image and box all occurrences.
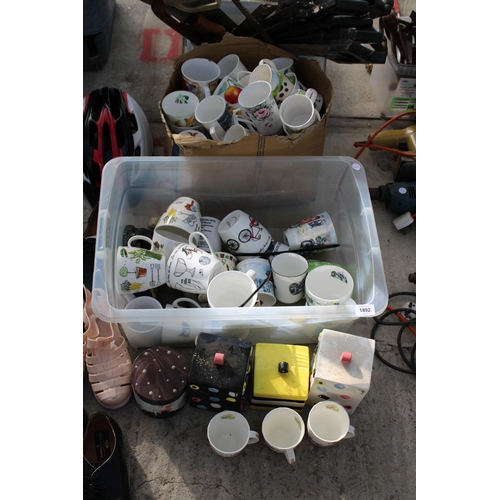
[91,156,388,347]
[370,38,416,117]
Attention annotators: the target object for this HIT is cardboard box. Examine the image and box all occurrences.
[159,34,333,157]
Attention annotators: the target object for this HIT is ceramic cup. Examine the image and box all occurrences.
[121,296,163,347]
[217,54,248,81]
[161,90,200,128]
[169,122,206,135]
[261,407,305,465]
[195,95,235,141]
[214,75,244,114]
[282,110,321,136]
[305,264,354,306]
[207,410,259,457]
[266,240,290,263]
[218,209,273,257]
[181,58,220,99]
[236,258,276,307]
[116,236,167,295]
[214,251,238,271]
[222,123,250,143]
[198,216,222,253]
[165,232,224,295]
[206,269,258,308]
[248,61,282,99]
[237,81,283,136]
[153,196,202,258]
[279,88,318,134]
[307,401,355,447]
[273,72,304,105]
[283,211,337,251]
[271,57,295,75]
[270,252,309,304]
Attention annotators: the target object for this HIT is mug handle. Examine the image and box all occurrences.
[284,449,296,464]
[247,430,259,445]
[202,84,212,99]
[345,425,356,439]
[259,58,278,72]
[305,88,318,103]
[127,235,154,250]
[189,231,214,254]
[209,125,224,141]
[172,297,201,308]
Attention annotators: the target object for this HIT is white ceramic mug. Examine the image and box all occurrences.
[197,216,222,253]
[270,252,308,304]
[181,58,220,99]
[161,90,200,128]
[214,76,244,114]
[307,401,355,447]
[279,88,318,134]
[217,54,248,81]
[261,407,305,465]
[195,95,235,141]
[271,57,295,75]
[206,269,258,308]
[249,60,282,99]
[116,236,167,295]
[236,258,276,307]
[305,265,354,306]
[165,232,224,294]
[153,196,202,258]
[238,81,283,136]
[283,211,337,251]
[218,209,273,257]
[222,123,250,143]
[207,411,259,457]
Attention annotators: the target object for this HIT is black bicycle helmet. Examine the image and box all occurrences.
[83,87,153,206]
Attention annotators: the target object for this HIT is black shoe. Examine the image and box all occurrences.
[83,411,130,500]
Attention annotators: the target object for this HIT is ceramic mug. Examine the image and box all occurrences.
[214,251,238,271]
[217,54,248,81]
[181,58,220,99]
[261,407,305,465]
[270,252,309,304]
[305,265,354,306]
[307,401,355,447]
[153,196,202,258]
[248,61,281,99]
[271,57,295,75]
[195,95,234,141]
[206,269,258,308]
[279,88,318,134]
[198,216,222,253]
[273,72,304,105]
[207,411,259,457]
[116,236,167,295]
[218,209,273,257]
[236,258,276,307]
[237,81,283,136]
[222,123,250,143]
[283,211,337,251]
[161,90,200,128]
[165,232,224,294]
[121,295,164,347]
[214,75,244,114]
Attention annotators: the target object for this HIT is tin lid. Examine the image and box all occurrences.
[132,347,189,408]
[252,343,310,401]
[189,333,252,393]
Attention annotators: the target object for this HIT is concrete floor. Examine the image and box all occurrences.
[84,1,416,499]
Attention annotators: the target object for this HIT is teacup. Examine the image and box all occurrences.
[116,235,167,295]
[270,252,309,304]
[195,95,235,141]
[307,401,355,447]
[279,88,319,134]
[261,407,305,465]
[165,232,224,295]
[181,58,220,99]
[207,410,259,457]
[305,265,354,306]
[249,61,282,98]
[236,258,276,307]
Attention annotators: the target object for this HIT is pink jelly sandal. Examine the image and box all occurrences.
[85,319,132,410]
[83,285,99,373]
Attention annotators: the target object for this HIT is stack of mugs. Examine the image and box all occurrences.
[116,196,355,311]
[161,55,324,142]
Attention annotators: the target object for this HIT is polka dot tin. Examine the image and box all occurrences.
[131,347,189,418]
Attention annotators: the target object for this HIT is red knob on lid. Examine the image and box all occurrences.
[341,352,352,364]
[214,353,225,365]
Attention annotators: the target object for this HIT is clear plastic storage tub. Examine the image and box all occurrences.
[92,156,388,347]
